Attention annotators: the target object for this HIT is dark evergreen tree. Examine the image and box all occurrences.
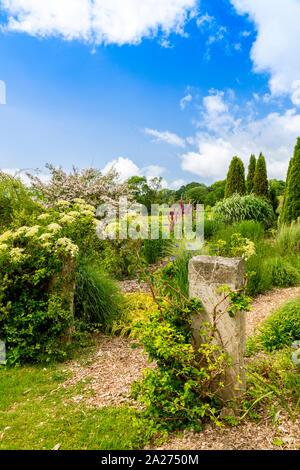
[268,185,278,214]
[280,137,300,223]
[253,153,268,198]
[225,156,246,198]
[246,154,256,194]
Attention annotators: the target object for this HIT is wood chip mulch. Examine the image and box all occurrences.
[146,415,300,450]
[62,336,153,408]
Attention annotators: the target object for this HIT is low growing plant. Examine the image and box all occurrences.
[110,293,159,338]
[255,298,300,352]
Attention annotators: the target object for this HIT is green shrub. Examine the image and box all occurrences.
[268,258,300,287]
[257,298,300,352]
[99,240,138,280]
[276,221,300,255]
[110,293,158,338]
[209,233,256,261]
[0,199,99,364]
[0,230,77,365]
[214,193,275,227]
[131,298,229,432]
[0,172,42,229]
[74,261,123,329]
[245,348,300,416]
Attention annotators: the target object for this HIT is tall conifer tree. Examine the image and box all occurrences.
[246,154,256,193]
[280,138,300,223]
[225,156,246,198]
[253,153,268,198]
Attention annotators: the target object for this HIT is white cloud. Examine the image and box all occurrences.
[291,80,300,106]
[144,128,186,147]
[102,157,141,181]
[101,157,185,190]
[0,0,198,45]
[1,168,51,186]
[180,90,300,181]
[169,178,186,189]
[101,156,169,184]
[203,91,228,115]
[142,165,166,178]
[196,13,214,28]
[231,0,300,103]
[180,93,192,110]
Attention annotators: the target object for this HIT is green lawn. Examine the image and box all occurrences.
[0,364,154,450]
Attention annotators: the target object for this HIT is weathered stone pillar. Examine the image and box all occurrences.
[189,255,246,401]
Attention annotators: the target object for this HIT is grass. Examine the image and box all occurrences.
[74,260,123,328]
[243,347,300,422]
[246,298,300,353]
[0,364,154,450]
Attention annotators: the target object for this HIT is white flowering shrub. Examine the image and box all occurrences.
[0,199,100,364]
[26,164,133,207]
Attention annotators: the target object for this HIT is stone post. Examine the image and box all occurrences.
[188,255,246,401]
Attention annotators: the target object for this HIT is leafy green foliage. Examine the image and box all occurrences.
[245,240,300,296]
[209,232,256,260]
[255,298,300,352]
[268,258,300,288]
[184,185,208,205]
[253,153,269,198]
[0,199,100,364]
[110,293,158,338]
[204,180,226,207]
[0,172,42,229]
[99,240,138,280]
[203,217,224,239]
[155,241,198,298]
[225,156,246,198]
[131,298,229,432]
[214,193,275,227]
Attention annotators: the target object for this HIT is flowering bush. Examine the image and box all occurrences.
[26,164,133,207]
[210,233,256,261]
[0,199,100,364]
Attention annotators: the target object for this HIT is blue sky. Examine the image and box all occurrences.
[0,0,300,187]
